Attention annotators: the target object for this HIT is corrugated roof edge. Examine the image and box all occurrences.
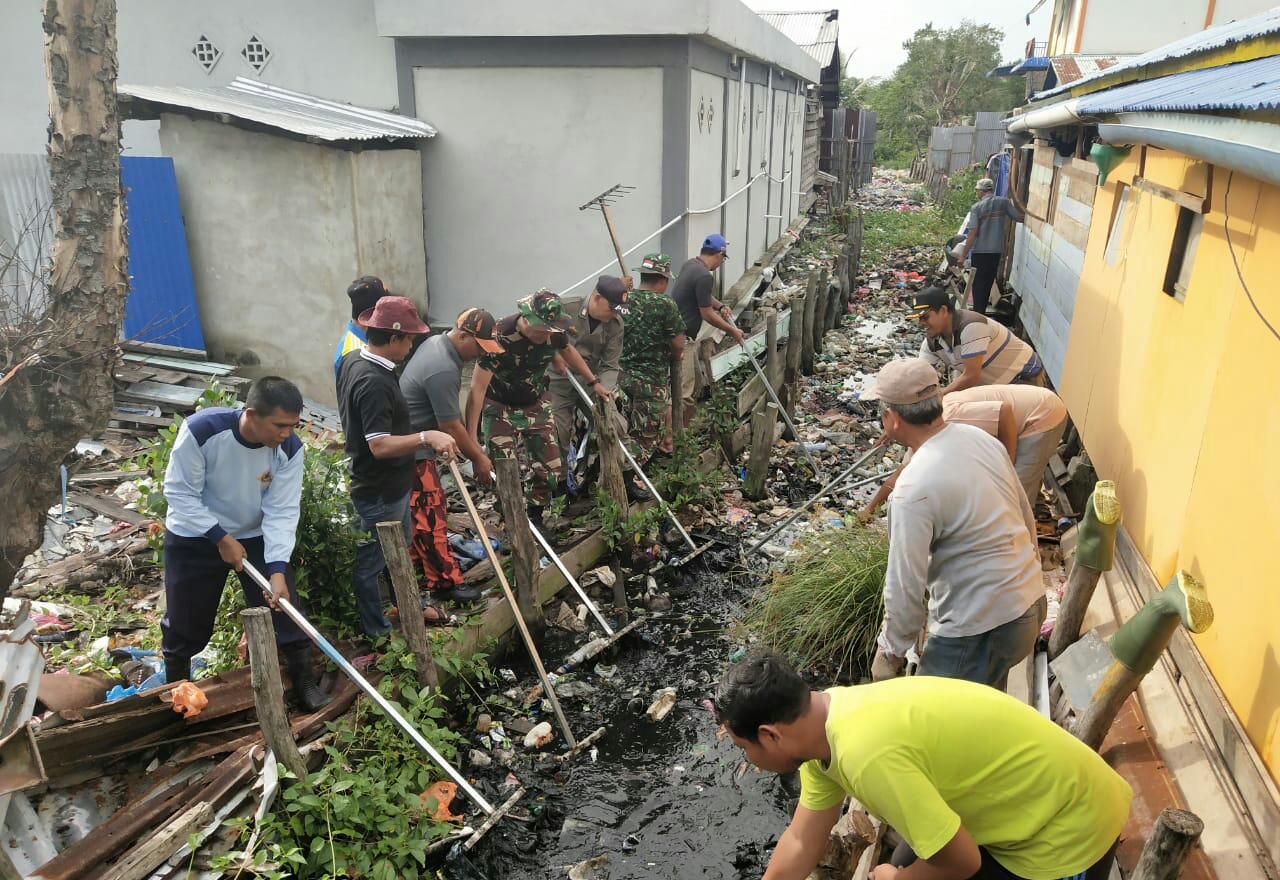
[1032,6,1280,102]
[119,77,436,143]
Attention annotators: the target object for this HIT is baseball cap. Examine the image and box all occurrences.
[517,289,572,331]
[976,178,996,192]
[357,295,429,335]
[702,233,730,257]
[861,358,941,405]
[348,275,388,300]
[633,253,674,279]
[909,287,953,315]
[594,276,630,312]
[455,307,504,353]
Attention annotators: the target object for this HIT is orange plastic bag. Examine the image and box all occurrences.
[420,780,463,822]
[170,682,208,718]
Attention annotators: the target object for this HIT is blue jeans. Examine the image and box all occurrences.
[350,492,411,638]
[918,596,1047,691]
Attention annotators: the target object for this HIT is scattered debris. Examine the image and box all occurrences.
[645,687,678,723]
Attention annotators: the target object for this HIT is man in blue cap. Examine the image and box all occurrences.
[670,233,744,425]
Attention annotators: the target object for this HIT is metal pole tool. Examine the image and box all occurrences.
[579,184,635,279]
[239,561,523,829]
[741,348,824,481]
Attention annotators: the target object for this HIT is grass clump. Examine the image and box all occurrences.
[746,525,888,680]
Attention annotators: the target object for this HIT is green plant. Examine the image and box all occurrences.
[289,445,362,637]
[746,524,889,680]
[594,487,666,552]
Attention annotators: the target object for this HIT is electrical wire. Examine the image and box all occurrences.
[1223,170,1280,344]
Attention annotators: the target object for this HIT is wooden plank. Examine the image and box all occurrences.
[119,381,203,409]
[121,353,233,377]
[68,469,146,485]
[99,801,214,880]
[121,340,208,361]
[1133,177,1209,214]
[66,490,147,525]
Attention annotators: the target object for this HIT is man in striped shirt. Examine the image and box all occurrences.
[912,288,1047,392]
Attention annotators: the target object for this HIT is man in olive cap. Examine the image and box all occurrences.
[465,290,604,526]
[621,254,685,463]
[548,276,630,486]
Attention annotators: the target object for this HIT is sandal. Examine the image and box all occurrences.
[422,602,458,627]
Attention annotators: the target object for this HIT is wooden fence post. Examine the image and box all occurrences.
[801,273,819,375]
[764,308,780,389]
[594,398,630,619]
[669,357,683,442]
[1131,809,1204,880]
[241,607,308,781]
[744,402,778,500]
[493,458,544,633]
[376,520,440,691]
[812,269,831,355]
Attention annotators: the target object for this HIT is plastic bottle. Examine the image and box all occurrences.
[555,637,609,675]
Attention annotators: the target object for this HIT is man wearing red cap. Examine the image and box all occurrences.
[398,308,505,611]
[861,358,1044,691]
[336,296,458,639]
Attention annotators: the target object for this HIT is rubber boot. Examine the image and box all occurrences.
[1075,480,1121,571]
[164,656,190,685]
[283,645,332,712]
[1110,571,1214,675]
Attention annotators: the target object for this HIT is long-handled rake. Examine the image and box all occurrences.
[239,561,524,848]
[579,184,636,278]
[565,373,714,566]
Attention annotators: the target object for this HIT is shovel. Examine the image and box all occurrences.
[565,373,714,566]
[239,560,524,846]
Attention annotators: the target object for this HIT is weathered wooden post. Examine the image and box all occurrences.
[801,273,820,374]
[785,293,805,392]
[744,402,778,500]
[593,399,631,618]
[825,269,843,331]
[493,458,544,634]
[763,308,780,389]
[1131,809,1204,880]
[375,521,440,691]
[669,357,683,443]
[241,608,308,781]
[812,269,831,355]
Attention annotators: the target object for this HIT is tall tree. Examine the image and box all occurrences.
[0,0,128,582]
[857,21,1025,167]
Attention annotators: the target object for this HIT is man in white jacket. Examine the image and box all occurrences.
[161,376,331,711]
[864,359,1045,691]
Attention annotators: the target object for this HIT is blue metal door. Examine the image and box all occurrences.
[121,156,206,350]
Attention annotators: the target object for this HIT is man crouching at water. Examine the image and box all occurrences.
[716,653,1131,880]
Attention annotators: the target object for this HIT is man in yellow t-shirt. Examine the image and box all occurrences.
[716,653,1131,880]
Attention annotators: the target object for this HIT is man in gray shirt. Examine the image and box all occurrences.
[863,358,1045,691]
[958,178,1025,314]
[400,308,504,607]
[669,233,745,425]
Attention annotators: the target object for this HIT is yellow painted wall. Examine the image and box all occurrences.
[1061,147,1280,781]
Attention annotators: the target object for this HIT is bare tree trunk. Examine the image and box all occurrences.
[0,0,127,582]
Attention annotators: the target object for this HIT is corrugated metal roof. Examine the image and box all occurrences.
[119,77,436,143]
[0,153,53,320]
[1075,54,1280,113]
[1049,54,1129,86]
[1011,56,1052,72]
[759,10,839,66]
[1035,6,1280,100]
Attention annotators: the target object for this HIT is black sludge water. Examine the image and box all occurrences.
[448,549,798,879]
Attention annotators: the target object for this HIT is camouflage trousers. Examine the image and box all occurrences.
[482,397,562,507]
[622,379,673,462]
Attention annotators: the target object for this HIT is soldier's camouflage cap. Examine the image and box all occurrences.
[632,253,674,279]
[516,288,572,331]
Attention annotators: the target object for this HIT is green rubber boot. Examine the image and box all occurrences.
[1110,571,1214,675]
[1075,480,1121,571]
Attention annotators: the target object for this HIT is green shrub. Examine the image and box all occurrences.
[746,525,888,680]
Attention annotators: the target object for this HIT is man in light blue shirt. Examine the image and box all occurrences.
[161,376,331,711]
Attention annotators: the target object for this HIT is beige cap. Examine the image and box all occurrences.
[861,358,941,405]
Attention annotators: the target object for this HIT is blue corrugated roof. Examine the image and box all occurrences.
[1012,56,1051,72]
[1075,54,1280,113]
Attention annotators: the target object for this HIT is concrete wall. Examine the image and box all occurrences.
[0,0,396,155]
[1058,145,1280,785]
[1047,0,1275,56]
[157,116,425,403]
[1009,146,1097,384]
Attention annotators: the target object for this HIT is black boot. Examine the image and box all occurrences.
[283,645,332,712]
[164,656,190,685]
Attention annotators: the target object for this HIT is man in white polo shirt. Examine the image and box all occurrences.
[863,359,1045,690]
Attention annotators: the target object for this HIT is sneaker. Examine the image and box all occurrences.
[435,583,482,604]
[626,479,653,503]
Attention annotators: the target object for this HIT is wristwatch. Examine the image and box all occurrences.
[418,430,428,448]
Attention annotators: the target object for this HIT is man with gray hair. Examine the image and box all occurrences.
[862,359,1045,691]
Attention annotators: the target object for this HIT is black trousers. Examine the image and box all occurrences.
[970,251,1002,314]
[161,532,308,662]
[891,838,1118,880]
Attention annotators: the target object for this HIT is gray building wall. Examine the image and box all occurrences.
[158,116,426,404]
[398,35,808,322]
[0,0,397,155]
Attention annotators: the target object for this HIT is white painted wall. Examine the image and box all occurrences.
[0,0,396,155]
[689,69,727,260]
[412,66,664,321]
[1072,0,1275,54]
[158,116,425,404]
[722,76,751,274]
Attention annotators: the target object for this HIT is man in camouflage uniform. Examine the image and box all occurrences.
[621,254,685,464]
[548,275,630,480]
[465,290,604,525]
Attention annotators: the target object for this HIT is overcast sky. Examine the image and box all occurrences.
[748,0,1054,79]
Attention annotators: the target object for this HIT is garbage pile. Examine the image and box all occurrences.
[857,169,926,211]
